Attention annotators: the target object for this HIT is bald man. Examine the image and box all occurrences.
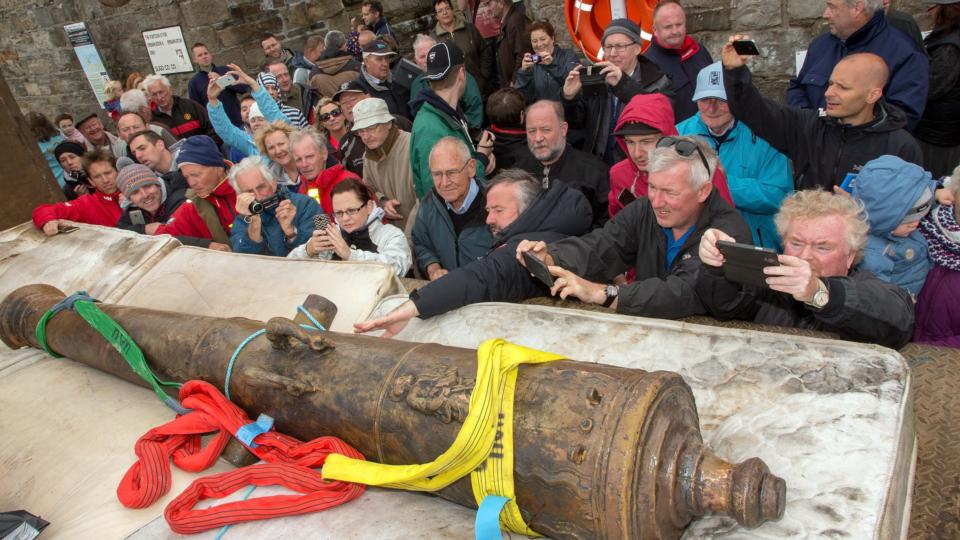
[721,37,921,191]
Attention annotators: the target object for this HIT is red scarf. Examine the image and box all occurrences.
[656,35,700,62]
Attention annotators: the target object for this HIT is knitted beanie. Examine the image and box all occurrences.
[602,18,644,45]
[116,164,162,198]
[176,135,225,169]
[54,140,86,162]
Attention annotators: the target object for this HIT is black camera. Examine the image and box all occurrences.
[578,65,607,98]
[248,191,284,215]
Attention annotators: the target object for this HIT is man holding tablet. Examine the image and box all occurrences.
[696,189,915,349]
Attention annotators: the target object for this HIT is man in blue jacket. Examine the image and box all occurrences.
[788,0,928,130]
[229,155,321,257]
[187,43,249,128]
[677,62,793,250]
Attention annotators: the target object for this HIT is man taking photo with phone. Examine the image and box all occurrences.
[695,189,914,349]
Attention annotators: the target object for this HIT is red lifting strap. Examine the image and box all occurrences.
[116,380,365,534]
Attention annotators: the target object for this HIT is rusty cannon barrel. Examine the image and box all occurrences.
[0,284,785,539]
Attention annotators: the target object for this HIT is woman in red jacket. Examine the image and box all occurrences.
[32,148,122,236]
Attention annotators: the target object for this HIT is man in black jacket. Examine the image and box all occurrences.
[561,18,673,165]
[356,39,412,119]
[516,137,751,318]
[355,168,592,337]
[514,99,610,229]
[722,34,922,190]
[695,189,914,349]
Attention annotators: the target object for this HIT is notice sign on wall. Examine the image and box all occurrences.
[142,26,193,75]
[64,22,110,108]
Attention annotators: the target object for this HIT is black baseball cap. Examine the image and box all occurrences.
[332,79,368,101]
[424,42,465,81]
[614,121,660,137]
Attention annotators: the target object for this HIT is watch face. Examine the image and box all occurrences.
[606,285,618,298]
[813,290,829,308]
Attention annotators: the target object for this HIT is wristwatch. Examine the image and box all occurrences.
[806,279,830,309]
[601,284,619,308]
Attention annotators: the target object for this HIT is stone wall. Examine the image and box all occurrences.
[0,0,934,120]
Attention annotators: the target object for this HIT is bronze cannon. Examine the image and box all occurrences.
[0,284,785,539]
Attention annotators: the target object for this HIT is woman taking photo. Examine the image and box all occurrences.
[514,20,579,104]
[288,179,412,277]
[314,98,350,154]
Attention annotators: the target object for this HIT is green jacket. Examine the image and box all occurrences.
[409,97,486,199]
[409,73,484,129]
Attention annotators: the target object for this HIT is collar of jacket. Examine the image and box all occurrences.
[361,65,392,90]
[654,35,701,62]
[364,123,400,162]
[826,99,891,131]
[435,14,467,35]
[841,10,886,48]
[99,190,122,204]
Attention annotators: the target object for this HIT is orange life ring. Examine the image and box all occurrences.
[565,0,658,62]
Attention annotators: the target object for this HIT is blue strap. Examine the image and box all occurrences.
[49,291,96,315]
[224,329,265,401]
[297,305,327,331]
[213,485,258,540]
[475,495,511,540]
[236,413,274,448]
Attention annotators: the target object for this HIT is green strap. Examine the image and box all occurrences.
[36,298,184,410]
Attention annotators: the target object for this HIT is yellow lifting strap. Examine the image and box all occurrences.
[321,338,565,536]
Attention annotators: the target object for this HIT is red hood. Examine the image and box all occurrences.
[613,93,677,164]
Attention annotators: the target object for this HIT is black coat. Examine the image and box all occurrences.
[724,65,923,190]
[563,56,672,165]
[411,182,593,318]
[514,144,610,229]
[643,39,714,123]
[548,190,751,319]
[116,182,209,247]
[695,265,915,350]
[356,68,412,120]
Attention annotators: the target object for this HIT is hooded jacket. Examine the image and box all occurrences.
[853,155,935,295]
[409,72,484,129]
[608,93,733,218]
[677,115,792,250]
[154,176,237,241]
[230,187,322,257]
[309,52,362,99]
[726,65,923,191]
[563,55,672,165]
[787,10,928,130]
[287,206,413,277]
[409,90,487,198]
[32,189,122,230]
[412,181,593,318]
[549,190,751,319]
[293,164,360,215]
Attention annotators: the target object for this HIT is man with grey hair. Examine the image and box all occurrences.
[309,30,362,98]
[356,167,592,338]
[289,127,359,213]
[229,155,322,256]
[695,189,914,348]
[516,136,751,318]
[514,99,610,228]
[144,73,222,143]
[788,0,928,129]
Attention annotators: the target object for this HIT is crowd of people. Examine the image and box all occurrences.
[25,0,960,348]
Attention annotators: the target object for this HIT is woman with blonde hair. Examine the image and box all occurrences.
[124,71,144,91]
[314,97,350,153]
[254,120,300,186]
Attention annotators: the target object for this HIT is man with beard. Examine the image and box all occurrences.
[514,100,609,228]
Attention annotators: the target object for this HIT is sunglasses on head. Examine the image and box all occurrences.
[318,108,343,122]
[656,136,711,176]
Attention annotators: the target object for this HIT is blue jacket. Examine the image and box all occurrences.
[208,86,289,159]
[852,155,935,295]
[411,181,494,274]
[787,11,928,130]
[230,188,322,256]
[676,116,792,250]
[188,65,250,128]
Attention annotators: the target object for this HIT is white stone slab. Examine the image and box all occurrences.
[113,246,405,332]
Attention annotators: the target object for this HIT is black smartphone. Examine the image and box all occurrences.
[617,188,637,207]
[716,240,779,288]
[578,65,607,98]
[522,251,555,288]
[58,224,79,234]
[732,40,760,56]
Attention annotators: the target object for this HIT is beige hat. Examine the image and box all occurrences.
[351,98,393,131]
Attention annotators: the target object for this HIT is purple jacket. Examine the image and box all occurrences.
[913,265,960,347]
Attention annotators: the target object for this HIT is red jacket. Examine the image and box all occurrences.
[154,180,237,240]
[32,190,122,229]
[294,164,359,214]
[608,93,733,218]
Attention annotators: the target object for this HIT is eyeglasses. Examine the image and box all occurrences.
[333,205,365,218]
[656,137,712,176]
[318,108,342,122]
[603,42,637,53]
[435,6,452,14]
[430,160,471,181]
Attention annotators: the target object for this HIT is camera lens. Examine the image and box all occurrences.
[248,200,264,215]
